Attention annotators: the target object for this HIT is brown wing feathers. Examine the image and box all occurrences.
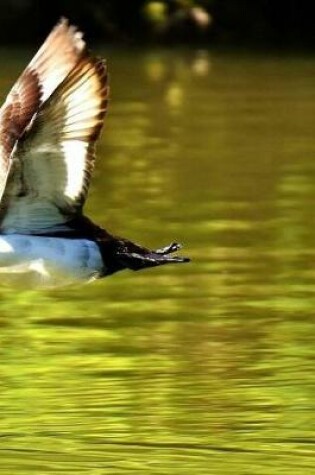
[0,20,108,233]
[45,55,108,143]
[27,18,85,103]
[0,18,86,198]
[0,69,42,193]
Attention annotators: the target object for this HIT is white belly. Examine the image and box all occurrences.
[0,234,104,282]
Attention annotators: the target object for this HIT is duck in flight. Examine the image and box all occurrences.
[0,19,189,282]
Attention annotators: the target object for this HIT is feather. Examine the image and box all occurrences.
[0,18,86,203]
[0,53,108,234]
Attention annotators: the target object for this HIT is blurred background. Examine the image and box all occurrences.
[0,0,314,49]
[1,2,315,475]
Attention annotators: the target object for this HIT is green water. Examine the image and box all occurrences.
[0,49,314,474]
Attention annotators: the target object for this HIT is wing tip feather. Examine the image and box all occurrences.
[53,17,86,53]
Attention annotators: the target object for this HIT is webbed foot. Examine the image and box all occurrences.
[116,242,190,271]
[154,242,182,255]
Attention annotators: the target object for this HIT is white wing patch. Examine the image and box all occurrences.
[62,140,88,200]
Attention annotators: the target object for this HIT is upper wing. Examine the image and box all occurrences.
[0,53,108,234]
[0,18,85,201]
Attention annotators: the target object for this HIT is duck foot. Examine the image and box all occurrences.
[154,242,182,255]
[116,242,190,271]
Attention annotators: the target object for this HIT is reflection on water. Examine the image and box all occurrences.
[1,49,315,474]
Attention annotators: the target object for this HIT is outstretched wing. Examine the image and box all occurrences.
[0,54,108,234]
[0,18,85,201]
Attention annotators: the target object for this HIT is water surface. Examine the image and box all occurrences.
[0,48,314,474]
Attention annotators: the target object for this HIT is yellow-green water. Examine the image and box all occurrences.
[0,49,314,474]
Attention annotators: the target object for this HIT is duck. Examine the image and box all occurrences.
[0,18,189,282]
